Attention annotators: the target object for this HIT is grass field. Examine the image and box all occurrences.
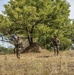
[0,50,74,75]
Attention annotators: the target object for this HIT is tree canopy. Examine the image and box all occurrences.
[0,0,72,50]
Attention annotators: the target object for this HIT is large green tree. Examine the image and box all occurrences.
[3,0,54,45]
[0,0,71,50]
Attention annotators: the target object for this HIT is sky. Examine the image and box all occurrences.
[0,0,10,14]
[67,0,74,19]
[0,0,74,19]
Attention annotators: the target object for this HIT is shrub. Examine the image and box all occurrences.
[0,46,14,54]
[60,37,72,50]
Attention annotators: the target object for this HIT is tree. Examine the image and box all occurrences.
[0,0,71,50]
[3,0,54,45]
[37,0,71,49]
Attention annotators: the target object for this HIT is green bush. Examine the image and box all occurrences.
[60,37,72,50]
[0,46,14,54]
[37,35,72,50]
[37,36,53,50]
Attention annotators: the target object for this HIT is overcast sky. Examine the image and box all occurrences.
[0,0,9,13]
[67,0,74,19]
[0,0,74,19]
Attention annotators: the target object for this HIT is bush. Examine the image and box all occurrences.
[37,36,53,50]
[60,37,72,50]
[0,46,14,54]
[37,34,72,50]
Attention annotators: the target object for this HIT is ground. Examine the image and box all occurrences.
[0,50,74,75]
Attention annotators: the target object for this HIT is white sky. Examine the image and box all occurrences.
[0,0,74,19]
[67,0,74,19]
[0,0,9,13]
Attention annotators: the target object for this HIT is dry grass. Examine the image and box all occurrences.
[0,50,74,75]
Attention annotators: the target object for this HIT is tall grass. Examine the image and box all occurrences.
[0,51,74,75]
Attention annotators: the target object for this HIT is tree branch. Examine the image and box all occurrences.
[30,18,43,33]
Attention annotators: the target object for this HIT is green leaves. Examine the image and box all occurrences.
[0,0,71,49]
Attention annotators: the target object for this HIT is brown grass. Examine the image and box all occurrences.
[0,50,74,75]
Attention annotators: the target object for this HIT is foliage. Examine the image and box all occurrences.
[59,36,72,50]
[70,21,74,42]
[0,46,14,54]
[4,0,54,45]
[0,15,11,35]
[36,0,71,50]
[0,0,72,50]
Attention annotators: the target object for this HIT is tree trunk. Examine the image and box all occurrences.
[27,34,33,46]
[25,25,34,46]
